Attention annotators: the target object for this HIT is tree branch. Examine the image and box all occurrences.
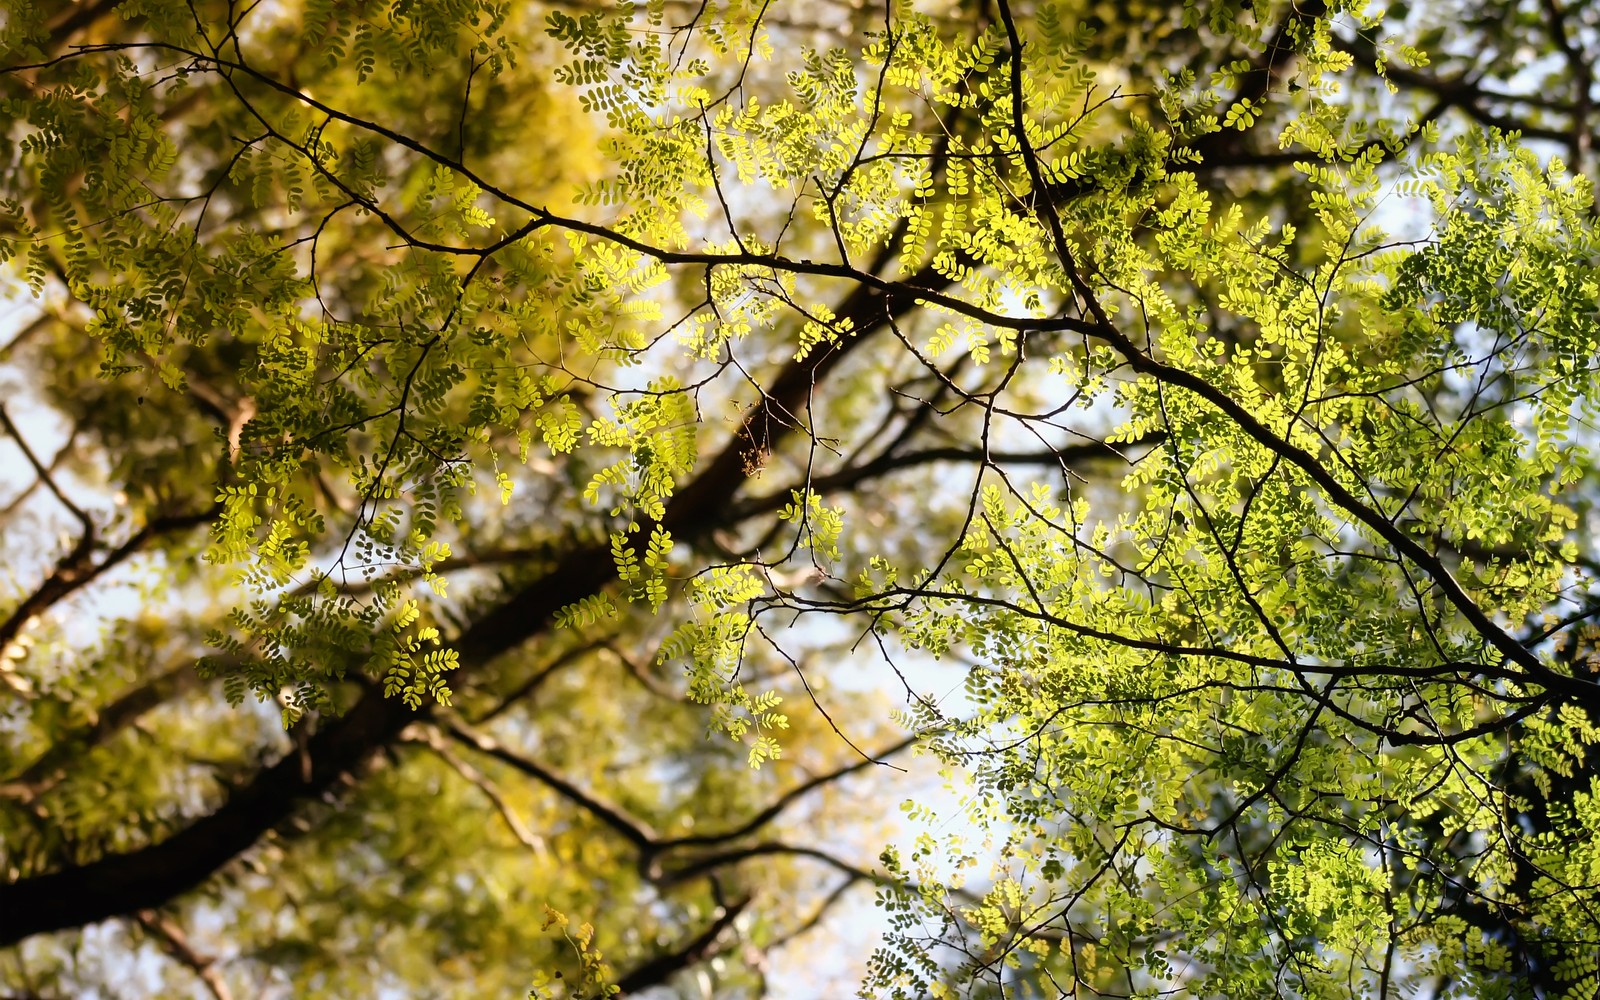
[660,733,920,850]
[0,509,214,656]
[0,677,420,945]
[734,436,1163,520]
[133,909,232,1000]
[613,898,750,996]
[657,841,887,889]
[438,716,659,854]
[0,660,202,803]
[401,724,547,855]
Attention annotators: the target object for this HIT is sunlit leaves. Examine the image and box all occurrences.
[9,0,1600,994]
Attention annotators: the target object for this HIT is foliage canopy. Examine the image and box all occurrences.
[4,0,1600,997]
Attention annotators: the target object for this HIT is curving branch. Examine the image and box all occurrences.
[0,508,214,656]
[613,898,750,996]
[656,840,889,889]
[0,233,920,944]
[439,716,659,854]
[0,660,202,803]
[401,724,547,854]
[659,733,920,850]
[0,404,90,534]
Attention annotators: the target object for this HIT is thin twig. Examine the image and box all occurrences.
[401,724,547,855]
[133,910,232,1000]
[0,403,90,534]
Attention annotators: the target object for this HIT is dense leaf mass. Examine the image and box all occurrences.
[4,0,1600,997]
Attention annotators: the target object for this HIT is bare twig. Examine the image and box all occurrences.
[440,716,659,852]
[0,403,90,534]
[133,909,233,1000]
[661,732,920,849]
[401,724,547,855]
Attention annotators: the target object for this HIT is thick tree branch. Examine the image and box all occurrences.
[0,676,415,945]
[0,259,912,942]
[612,899,750,996]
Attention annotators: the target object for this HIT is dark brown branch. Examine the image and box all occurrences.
[661,733,920,850]
[43,0,124,52]
[1336,32,1591,148]
[0,508,214,655]
[761,875,863,952]
[0,417,82,525]
[1539,0,1592,172]
[439,717,659,853]
[401,724,546,854]
[473,638,605,724]
[734,436,1163,520]
[1185,0,1328,166]
[0,404,89,534]
[657,841,886,888]
[600,641,692,703]
[612,899,750,995]
[0,675,422,945]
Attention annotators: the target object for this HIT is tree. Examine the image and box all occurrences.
[2,0,1600,997]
